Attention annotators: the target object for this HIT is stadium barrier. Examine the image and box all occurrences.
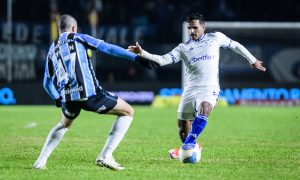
[150,88,300,107]
[0,82,176,105]
[1,84,299,106]
[0,87,16,105]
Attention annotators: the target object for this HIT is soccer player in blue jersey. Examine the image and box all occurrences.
[33,14,150,171]
[128,13,266,159]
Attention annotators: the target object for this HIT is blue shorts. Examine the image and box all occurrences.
[61,89,118,120]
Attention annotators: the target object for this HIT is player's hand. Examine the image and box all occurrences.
[54,97,62,108]
[128,42,142,54]
[252,60,266,72]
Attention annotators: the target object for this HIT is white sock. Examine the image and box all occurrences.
[35,122,68,165]
[98,116,133,159]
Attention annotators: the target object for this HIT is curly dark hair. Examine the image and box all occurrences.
[186,13,204,24]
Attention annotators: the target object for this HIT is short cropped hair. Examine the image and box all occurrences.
[58,14,77,31]
[186,13,205,24]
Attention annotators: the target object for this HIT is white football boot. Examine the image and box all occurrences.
[96,156,125,171]
[33,160,47,170]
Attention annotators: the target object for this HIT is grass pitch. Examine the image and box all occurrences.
[0,106,299,179]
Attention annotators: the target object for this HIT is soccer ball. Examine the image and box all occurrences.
[178,143,202,164]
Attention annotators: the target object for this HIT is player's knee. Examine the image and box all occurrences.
[202,108,210,116]
[119,104,134,117]
[61,116,74,128]
[127,105,134,117]
[200,102,213,116]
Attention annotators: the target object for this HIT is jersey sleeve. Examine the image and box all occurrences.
[97,41,136,61]
[214,32,257,64]
[45,44,54,77]
[75,33,136,61]
[43,50,60,100]
[140,44,183,66]
[214,32,232,48]
[74,33,102,50]
[162,45,183,64]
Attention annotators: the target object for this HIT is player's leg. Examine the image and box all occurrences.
[82,91,133,170]
[184,90,219,145]
[95,98,133,170]
[177,101,212,158]
[169,95,195,159]
[177,94,196,143]
[33,102,81,169]
[98,98,134,157]
[178,118,193,143]
[184,101,213,145]
[169,119,192,159]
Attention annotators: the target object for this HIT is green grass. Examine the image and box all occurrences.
[0,106,299,179]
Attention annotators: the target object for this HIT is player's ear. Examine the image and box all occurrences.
[71,26,77,33]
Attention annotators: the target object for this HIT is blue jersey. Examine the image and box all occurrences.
[43,32,137,102]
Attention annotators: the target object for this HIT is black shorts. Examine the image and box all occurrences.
[61,90,118,120]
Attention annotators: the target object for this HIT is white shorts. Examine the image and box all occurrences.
[177,89,219,120]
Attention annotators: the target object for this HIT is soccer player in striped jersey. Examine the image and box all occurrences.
[33,14,150,170]
[128,13,266,159]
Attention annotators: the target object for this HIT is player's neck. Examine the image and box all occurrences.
[193,34,205,42]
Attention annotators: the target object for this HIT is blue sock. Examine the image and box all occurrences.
[184,114,208,145]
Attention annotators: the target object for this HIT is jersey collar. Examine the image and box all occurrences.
[193,33,206,42]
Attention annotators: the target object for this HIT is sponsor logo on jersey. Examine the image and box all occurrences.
[62,86,84,95]
[188,55,214,64]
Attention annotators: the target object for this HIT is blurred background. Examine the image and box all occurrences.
[0,0,300,106]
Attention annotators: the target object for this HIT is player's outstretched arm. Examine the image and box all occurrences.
[96,40,160,69]
[230,41,266,72]
[128,42,174,68]
[75,33,153,65]
[75,34,159,69]
[127,42,159,69]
